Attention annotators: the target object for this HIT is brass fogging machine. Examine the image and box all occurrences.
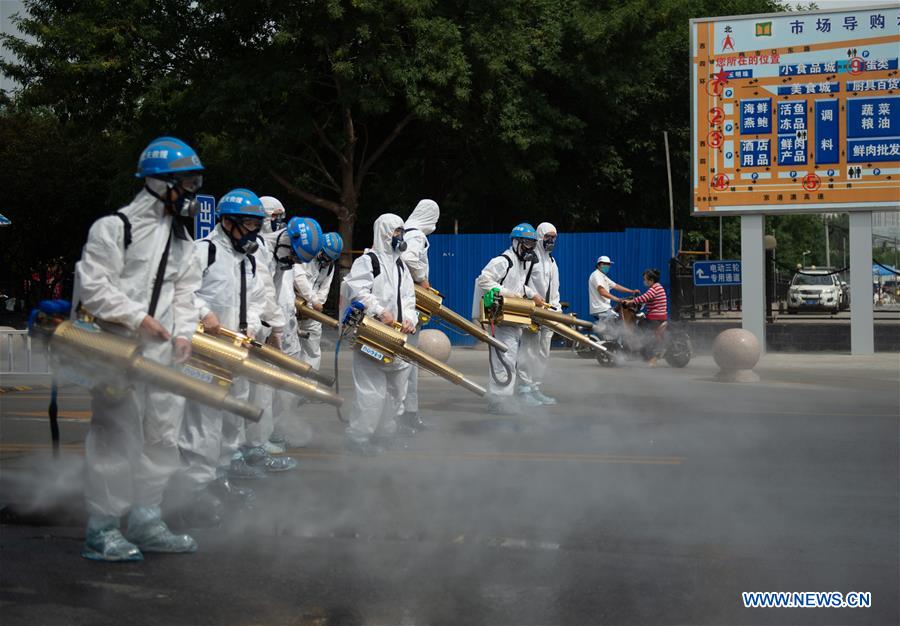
[414,285,508,352]
[191,325,342,407]
[210,324,334,386]
[30,313,263,422]
[295,298,340,330]
[340,303,486,397]
[481,296,606,352]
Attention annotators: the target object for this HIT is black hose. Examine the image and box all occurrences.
[48,377,60,458]
[485,315,513,386]
[333,329,349,423]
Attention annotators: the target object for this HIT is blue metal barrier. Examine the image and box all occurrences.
[425,229,679,345]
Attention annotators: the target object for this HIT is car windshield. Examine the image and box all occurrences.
[792,273,833,286]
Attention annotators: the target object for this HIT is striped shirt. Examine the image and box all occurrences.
[632,282,668,320]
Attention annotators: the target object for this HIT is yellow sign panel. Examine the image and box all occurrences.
[691,5,900,215]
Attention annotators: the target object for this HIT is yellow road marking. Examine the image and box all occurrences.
[0,443,683,465]
[10,411,92,420]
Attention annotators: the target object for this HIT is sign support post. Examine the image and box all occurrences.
[849,211,874,355]
[740,214,766,352]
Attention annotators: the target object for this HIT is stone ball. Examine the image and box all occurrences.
[417,329,452,363]
[712,328,761,371]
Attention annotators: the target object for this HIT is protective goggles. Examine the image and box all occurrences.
[171,172,204,193]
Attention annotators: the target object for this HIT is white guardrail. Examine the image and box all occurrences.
[1,328,51,376]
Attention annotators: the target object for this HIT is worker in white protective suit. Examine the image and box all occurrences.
[515,222,560,406]
[256,214,324,454]
[341,214,417,456]
[259,194,288,235]
[240,200,319,471]
[177,188,268,524]
[474,223,542,415]
[73,136,204,562]
[398,199,440,432]
[294,231,342,372]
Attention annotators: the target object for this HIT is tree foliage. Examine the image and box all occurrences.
[4,0,840,290]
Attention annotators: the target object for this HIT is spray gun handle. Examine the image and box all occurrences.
[341,301,366,325]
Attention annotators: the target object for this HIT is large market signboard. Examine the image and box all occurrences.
[691,5,900,215]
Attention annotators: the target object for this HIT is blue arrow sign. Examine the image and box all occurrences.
[694,260,742,286]
[194,194,216,240]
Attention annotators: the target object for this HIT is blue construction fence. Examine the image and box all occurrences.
[423,228,680,345]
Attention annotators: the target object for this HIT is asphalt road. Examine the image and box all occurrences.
[1,349,898,626]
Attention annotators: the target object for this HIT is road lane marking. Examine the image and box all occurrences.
[0,443,685,465]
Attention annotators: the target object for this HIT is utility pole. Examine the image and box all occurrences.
[664,131,675,258]
[825,216,831,267]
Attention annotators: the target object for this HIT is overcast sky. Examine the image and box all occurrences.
[1,0,25,93]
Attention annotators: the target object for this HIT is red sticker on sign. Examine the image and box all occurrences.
[802,173,821,192]
[712,173,730,191]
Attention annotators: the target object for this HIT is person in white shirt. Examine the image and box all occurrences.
[588,255,638,327]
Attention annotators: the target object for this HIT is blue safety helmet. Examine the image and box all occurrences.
[135,137,204,179]
[321,232,343,261]
[216,188,266,219]
[510,223,538,241]
[287,217,323,262]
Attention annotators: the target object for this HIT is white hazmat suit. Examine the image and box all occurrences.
[243,232,288,449]
[400,199,440,416]
[474,245,537,397]
[516,222,560,395]
[179,223,265,490]
[341,214,417,444]
[294,254,336,371]
[74,188,201,520]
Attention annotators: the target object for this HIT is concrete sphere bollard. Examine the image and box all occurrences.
[712,328,761,382]
[417,329,452,363]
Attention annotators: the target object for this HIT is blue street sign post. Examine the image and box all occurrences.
[194,194,216,240]
[693,260,742,286]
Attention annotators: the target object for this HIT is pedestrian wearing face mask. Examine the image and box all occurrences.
[474,223,543,415]
[588,255,639,326]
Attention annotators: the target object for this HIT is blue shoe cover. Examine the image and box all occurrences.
[82,515,143,562]
[243,446,298,472]
[531,387,557,406]
[125,506,197,554]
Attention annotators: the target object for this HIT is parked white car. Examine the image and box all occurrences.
[787,269,846,314]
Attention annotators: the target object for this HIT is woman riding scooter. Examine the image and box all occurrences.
[624,268,668,367]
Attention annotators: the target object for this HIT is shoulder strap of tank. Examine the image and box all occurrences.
[498,253,514,285]
[366,251,381,278]
[113,212,132,249]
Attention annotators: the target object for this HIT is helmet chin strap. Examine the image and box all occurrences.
[514,240,536,262]
[273,231,296,269]
[144,179,197,217]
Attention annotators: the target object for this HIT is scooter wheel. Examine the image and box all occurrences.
[663,333,692,368]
